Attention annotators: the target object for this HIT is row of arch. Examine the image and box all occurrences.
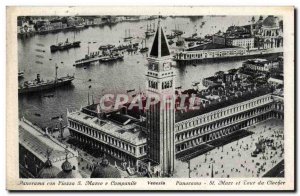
[175,95,272,132]
[175,111,277,153]
[70,130,139,167]
[175,104,272,144]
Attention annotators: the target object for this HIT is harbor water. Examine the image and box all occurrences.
[18,15,253,128]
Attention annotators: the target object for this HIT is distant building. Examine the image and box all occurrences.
[212,28,255,50]
[225,36,255,50]
[17,20,35,34]
[251,15,283,49]
[175,42,247,61]
[268,75,284,87]
[202,76,222,87]
[243,58,280,72]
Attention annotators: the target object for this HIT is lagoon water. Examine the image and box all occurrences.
[18,15,252,128]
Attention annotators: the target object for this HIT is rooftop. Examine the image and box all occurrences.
[175,87,272,122]
[19,118,76,163]
[262,15,279,28]
[68,111,147,146]
[187,42,238,51]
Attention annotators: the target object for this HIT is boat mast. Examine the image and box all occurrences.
[55,63,58,82]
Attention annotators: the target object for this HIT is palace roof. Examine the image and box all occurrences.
[19,118,76,163]
[68,111,147,146]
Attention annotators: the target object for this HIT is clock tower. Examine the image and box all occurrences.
[146,16,175,177]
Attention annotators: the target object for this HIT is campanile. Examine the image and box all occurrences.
[146,16,175,177]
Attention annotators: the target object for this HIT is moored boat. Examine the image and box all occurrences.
[18,66,74,94]
[50,38,81,52]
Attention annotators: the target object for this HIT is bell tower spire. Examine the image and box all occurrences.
[149,16,170,58]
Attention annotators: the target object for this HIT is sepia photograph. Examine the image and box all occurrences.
[6,6,295,191]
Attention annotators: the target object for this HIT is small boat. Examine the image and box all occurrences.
[127,44,138,52]
[168,40,174,45]
[166,34,176,40]
[124,29,133,41]
[43,94,54,98]
[18,71,24,78]
[145,23,155,37]
[127,89,135,93]
[99,44,115,50]
[173,24,184,36]
[99,52,124,62]
[188,42,195,47]
[139,39,149,53]
[192,81,200,86]
[176,38,184,46]
[51,115,62,120]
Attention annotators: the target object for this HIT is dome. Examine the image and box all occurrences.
[61,159,73,172]
[262,15,279,28]
[90,159,121,178]
[56,155,82,178]
[56,170,82,178]
[38,159,60,178]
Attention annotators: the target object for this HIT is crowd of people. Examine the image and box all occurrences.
[175,119,284,178]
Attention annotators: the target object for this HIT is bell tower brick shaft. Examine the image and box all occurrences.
[146,16,175,177]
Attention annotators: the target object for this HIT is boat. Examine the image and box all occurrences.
[99,53,124,62]
[166,34,176,40]
[172,24,184,36]
[18,65,74,94]
[73,46,103,66]
[139,39,149,53]
[127,89,135,93]
[176,37,184,46]
[124,29,133,42]
[192,81,200,86]
[112,44,129,51]
[188,42,195,47]
[50,37,81,52]
[43,94,54,98]
[184,36,202,42]
[99,44,115,50]
[18,71,24,78]
[51,115,62,120]
[127,44,138,52]
[74,47,124,66]
[74,24,86,30]
[145,23,155,37]
[168,40,174,45]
